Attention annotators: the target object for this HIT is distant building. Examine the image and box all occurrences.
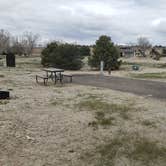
[119,46,135,57]
[119,45,166,58]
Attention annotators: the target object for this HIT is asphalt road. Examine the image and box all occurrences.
[73,74,166,100]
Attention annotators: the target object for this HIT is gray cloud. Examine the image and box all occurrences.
[0,0,166,45]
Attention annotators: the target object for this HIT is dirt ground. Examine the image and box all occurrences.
[0,57,166,166]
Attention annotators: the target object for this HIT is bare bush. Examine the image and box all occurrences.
[22,31,39,56]
[0,29,11,54]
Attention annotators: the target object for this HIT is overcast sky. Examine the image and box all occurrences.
[0,0,166,45]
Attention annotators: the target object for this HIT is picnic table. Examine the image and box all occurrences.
[36,68,73,85]
[43,68,64,84]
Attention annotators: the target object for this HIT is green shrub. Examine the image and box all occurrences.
[41,42,83,70]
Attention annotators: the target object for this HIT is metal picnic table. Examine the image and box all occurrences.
[43,68,64,84]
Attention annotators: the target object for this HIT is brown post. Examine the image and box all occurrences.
[108,68,111,75]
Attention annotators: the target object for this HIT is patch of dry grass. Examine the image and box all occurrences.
[88,111,115,127]
[81,132,166,166]
[141,119,156,128]
[78,98,111,112]
[131,72,166,79]
[0,100,9,105]
[0,74,4,78]
[77,96,136,122]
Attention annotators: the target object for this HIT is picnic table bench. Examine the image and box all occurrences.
[36,75,48,85]
[62,73,73,82]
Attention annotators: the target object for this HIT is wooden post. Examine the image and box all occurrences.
[108,68,111,75]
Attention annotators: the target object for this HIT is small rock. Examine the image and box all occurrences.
[26,135,35,141]
[68,149,74,153]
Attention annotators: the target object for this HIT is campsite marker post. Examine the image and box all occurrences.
[100,61,104,75]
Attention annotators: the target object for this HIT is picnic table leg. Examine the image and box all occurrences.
[44,78,46,85]
[60,73,63,84]
[44,78,48,86]
[54,72,57,84]
[51,72,54,81]
[70,76,72,83]
[46,71,48,77]
[36,75,38,83]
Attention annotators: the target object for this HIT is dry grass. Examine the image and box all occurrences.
[0,74,4,78]
[77,96,139,124]
[0,100,9,105]
[81,131,166,166]
[141,119,156,128]
[88,111,115,127]
[0,56,165,166]
[131,72,166,79]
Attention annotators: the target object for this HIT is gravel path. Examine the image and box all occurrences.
[73,74,166,100]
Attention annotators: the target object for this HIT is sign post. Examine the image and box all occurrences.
[100,61,104,75]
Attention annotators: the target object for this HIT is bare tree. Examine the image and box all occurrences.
[137,37,152,57]
[0,29,11,54]
[137,37,151,49]
[22,31,39,56]
[0,30,40,56]
[11,36,24,56]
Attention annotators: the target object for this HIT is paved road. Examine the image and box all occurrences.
[73,74,166,100]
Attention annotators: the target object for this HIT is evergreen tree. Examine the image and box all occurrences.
[88,35,121,70]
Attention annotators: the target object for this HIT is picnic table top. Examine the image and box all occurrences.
[43,68,64,72]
